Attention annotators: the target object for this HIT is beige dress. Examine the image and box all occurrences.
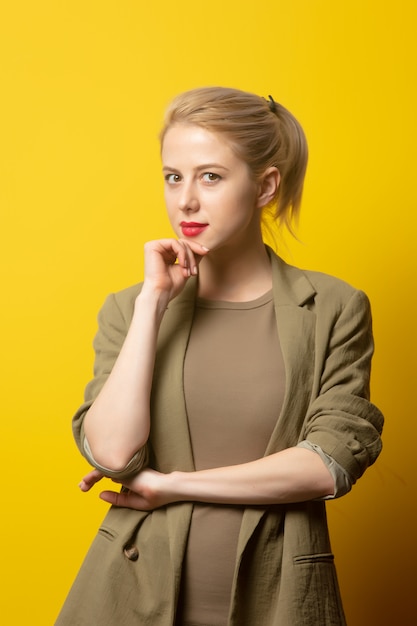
[176,291,285,626]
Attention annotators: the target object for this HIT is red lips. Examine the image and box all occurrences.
[180,222,208,237]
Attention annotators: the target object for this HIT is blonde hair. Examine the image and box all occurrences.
[160,86,308,233]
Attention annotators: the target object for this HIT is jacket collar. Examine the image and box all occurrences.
[153,248,317,472]
[165,246,317,313]
[268,247,316,307]
[152,248,318,568]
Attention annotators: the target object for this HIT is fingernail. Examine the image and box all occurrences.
[201,246,210,251]
[193,266,198,275]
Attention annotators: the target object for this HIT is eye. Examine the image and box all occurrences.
[202,172,221,183]
[164,173,182,184]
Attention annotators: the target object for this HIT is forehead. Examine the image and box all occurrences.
[161,124,238,163]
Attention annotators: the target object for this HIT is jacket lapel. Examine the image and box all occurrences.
[150,277,198,473]
[266,251,317,453]
[150,279,199,596]
[151,250,318,567]
[237,251,317,553]
[151,249,316,472]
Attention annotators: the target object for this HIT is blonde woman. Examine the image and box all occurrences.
[57,87,383,626]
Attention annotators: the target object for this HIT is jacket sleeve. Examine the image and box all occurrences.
[303,288,384,484]
[72,292,148,478]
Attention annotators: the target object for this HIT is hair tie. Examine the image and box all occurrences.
[267,95,278,114]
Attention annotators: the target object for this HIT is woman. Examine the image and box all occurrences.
[56,87,384,626]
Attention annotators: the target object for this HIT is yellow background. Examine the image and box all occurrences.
[1,1,415,624]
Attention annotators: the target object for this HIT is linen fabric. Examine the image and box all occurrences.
[56,249,384,626]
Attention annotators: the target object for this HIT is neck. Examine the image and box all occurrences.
[197,239,272,302]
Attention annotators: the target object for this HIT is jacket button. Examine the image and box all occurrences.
[124,545,139,561]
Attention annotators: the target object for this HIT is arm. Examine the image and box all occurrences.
[303,289,384,481]
[81,239,209,473]
[82,285,383,507]
[84,446,334,509]
[82,290,167,471]
[151,447,335,504]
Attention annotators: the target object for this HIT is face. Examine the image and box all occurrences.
[161,124,263,253]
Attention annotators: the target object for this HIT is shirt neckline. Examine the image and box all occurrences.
[196,289,273,310]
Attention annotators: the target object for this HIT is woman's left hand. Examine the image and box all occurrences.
[80,446,335,510]
[79,467,175,511]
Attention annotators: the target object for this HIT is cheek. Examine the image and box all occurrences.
[164,189,175,209]
[232,188,258,214]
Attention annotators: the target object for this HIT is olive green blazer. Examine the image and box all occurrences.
[56,250,383,626]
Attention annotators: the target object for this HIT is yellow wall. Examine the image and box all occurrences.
[1,1,415,624]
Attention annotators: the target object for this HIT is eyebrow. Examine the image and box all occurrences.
[162,163,230,173]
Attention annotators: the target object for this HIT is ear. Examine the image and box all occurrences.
[256,167,280,208]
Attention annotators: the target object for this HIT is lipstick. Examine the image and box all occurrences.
[180,222,208,237]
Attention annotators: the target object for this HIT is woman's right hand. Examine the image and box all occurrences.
[141,238,209,303]
[83,238,209,471]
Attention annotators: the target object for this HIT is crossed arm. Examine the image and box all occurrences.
[80,446,335,510]
[79,239,373,513]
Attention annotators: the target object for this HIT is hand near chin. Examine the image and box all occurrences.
[142,238,209,303]
[79,467,175,511]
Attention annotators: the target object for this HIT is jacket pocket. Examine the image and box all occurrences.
[97,525,118,542]
[294,551,334,565]
[293,552,346,625]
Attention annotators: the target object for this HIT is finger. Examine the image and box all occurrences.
[144,239,182,267]
[148,239,191,278]
[99,489,125,505]
[184,242,198,276]
[178,240,210,276]
[99,489,147,510]
[182,240,210,255]
[79,469,104,491]
[171,239,192,277]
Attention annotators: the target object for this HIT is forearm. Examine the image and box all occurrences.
[83,288,168,471]
[166,447,335,506]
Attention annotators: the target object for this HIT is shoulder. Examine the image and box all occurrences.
[304,267,370,309]
[304,269,372,325]
[269,249,370,315]
[112,282,143,306]
[98,282,143,327]
[303,267,366,299]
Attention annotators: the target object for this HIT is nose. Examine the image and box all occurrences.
[178,180,199,213]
